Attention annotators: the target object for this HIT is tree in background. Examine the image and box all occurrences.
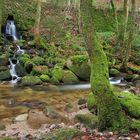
[0,0,3,39]
[121,0,136,69]
[34,0,42,39]
[80,0,128,131]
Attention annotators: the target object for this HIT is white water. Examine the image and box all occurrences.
[5,20,25,84]
[58,77,125,90]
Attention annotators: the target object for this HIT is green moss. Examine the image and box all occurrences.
[3,0,37,32]
[32,56,45,65]
[62,70,79,84]
[109,68,120,76]
[70,55,89,64]
[87,92,96,110]
[0,138,17,140]
[40,74,51,82]
[0,54,8,66]
[67,55,91,80]
[75,114,98,129]
[131,119,140,132]
[0,70,11,80]
[32,65,49,76]
[115,92,140,118]
[41,128,81,140]
[24,60,35,73]
[20,76,42,86]
[51,66,63,84]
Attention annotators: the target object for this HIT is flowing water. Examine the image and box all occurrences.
[5,20,25,84]
[1,20,126,121]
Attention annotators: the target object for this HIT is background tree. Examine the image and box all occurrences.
[0,0,3,39]
[80,0,128,131]
[34,0,42,39]
[121,0,136,69]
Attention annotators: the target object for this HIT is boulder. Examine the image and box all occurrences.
[40,74,51,82]
[32,56,45,65]
[51,66,63,84]
[24,60,35,73]
[67,55,90,80]
[0,54,9,66]
[20,76,42,86]
[15,64,26,77]
[75,114,98,129]
[62,70,79,84]
[109,68,121,77]
[32,65,49,76]
[0,66,8,72]
[0,70,11,80]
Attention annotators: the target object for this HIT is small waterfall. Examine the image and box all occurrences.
[5,20,25,84]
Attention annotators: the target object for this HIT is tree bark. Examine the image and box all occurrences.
[35,0,42,38]
[80,0,128,131]
[121,0,136,69]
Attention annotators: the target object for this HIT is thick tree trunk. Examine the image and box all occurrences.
[121,0,136,69]
[80,0,128,131]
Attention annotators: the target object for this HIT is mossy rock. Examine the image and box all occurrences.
[88,92,140,119]
[116,92,140,118]
[32,65,49,76]
[51,66,63,84]
[40,74,51,82]
[87,92,97,111]
[0,70,11,80]
[67,55,90,80]
[0,54,9,66]
[24,61,35,73]
[75,114,98,129]
[41,128,81,140]
[0,66,8,72]
[20,76,42,86]
[32,56,45,65]
[131,119,140,132]
[62,70,79,84]
[19,56,30,66]
[109,68,120,77]
[15,64,26,77]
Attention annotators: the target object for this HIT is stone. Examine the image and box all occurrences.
[0,70,11,80]
[20,76,42,86]
[109,68,120,77]
[62,70,79,84]
[67,55,90,81]
[0,54,9,66]
[15,64,26,77]
[14,114,28,122]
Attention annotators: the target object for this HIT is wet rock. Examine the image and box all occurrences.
[62,70,79,84]
[67,55,90,81]
[64,103,74,113]
[0,123,6,130]
[109,68,121,77]
[14,114,28,122]
[134,79,140,88]
[0,70,11,81]
[20,76,42,86]
[27,109,48,129]
[15,63,26,77]
[0,54,9,66]
[78,98,87,105]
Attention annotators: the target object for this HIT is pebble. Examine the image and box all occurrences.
[50,124,56,129]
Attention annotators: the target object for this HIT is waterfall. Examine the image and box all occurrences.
[5,20,25,84]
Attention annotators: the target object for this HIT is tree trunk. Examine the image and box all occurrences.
[34,0,42,39]
[80,0,128,131]
[0,0,3,38]
[110,0,119,35]
[121,0,136,69]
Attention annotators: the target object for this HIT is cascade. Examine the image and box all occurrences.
[5,20,25,84]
